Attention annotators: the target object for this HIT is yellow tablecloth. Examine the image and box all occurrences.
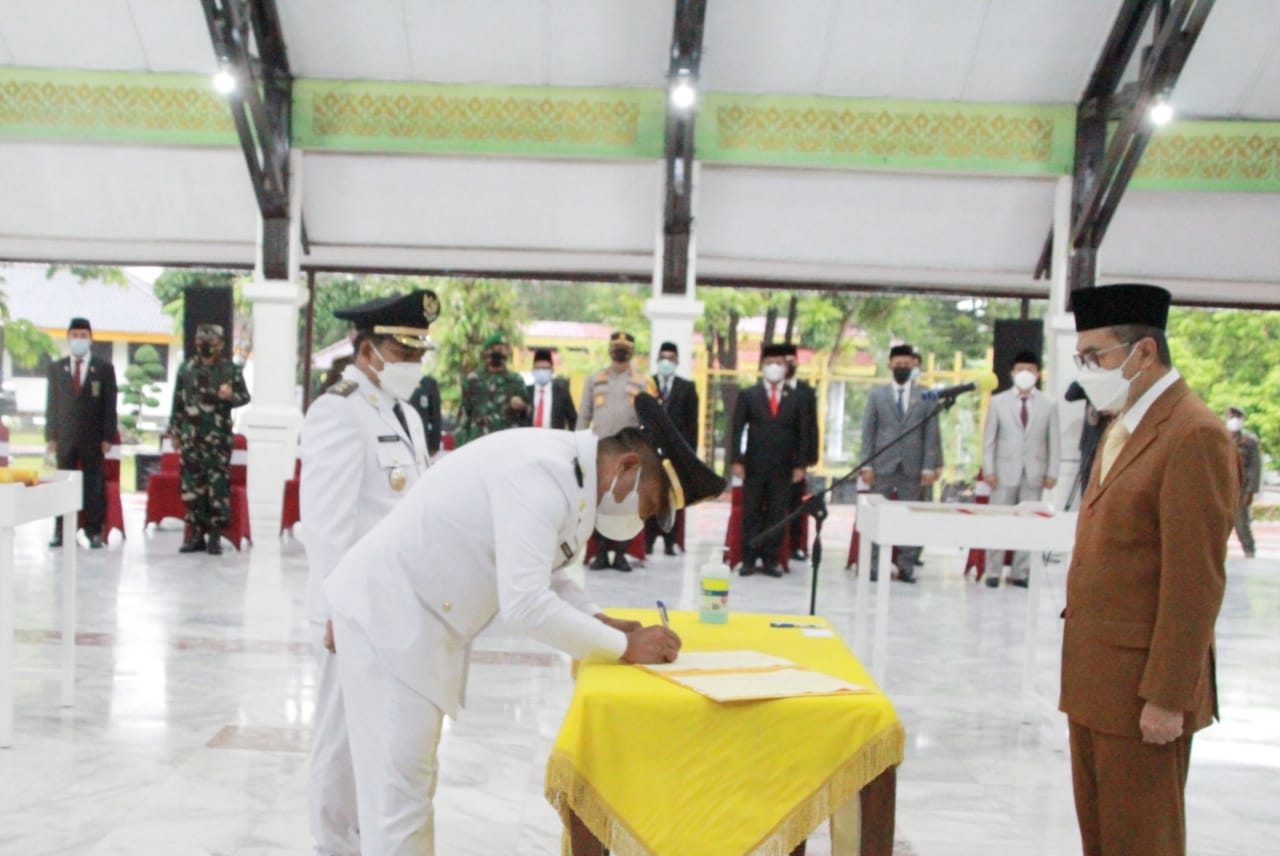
[545,610,904,856]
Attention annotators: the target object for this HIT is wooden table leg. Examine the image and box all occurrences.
[859,765,897,856]
[568,809,607,856]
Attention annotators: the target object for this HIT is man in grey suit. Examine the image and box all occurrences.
[859,344,943,583]
[981,350,1060,587]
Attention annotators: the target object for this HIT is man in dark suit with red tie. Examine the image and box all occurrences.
[526,348,577,431]
[45,317,118,549]
[731,343,807,577]
[646,342,699,555]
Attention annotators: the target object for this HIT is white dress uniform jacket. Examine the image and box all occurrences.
[982,387,1061,487]
[324,427,628,718]
[301,364,429,624]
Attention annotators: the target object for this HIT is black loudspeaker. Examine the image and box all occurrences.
[992,319,1044,393]
[183,285,234,359]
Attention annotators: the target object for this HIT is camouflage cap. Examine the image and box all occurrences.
[195,324,225,341]
[481,332,507,350]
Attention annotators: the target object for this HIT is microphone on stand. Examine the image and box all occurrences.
[921,382,978,401]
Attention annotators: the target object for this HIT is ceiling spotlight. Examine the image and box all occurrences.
[213,69,236,95]
[1149,98,1174,126]
[670,79,697,110]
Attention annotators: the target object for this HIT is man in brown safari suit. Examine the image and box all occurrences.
[1062,283,1237,856]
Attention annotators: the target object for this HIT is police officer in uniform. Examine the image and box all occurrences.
[299,290,438,856]
[324,394,726,854]
[577,330,658,571]
[169,324,250,555]
[455,332,529,446]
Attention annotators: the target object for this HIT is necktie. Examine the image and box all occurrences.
[769,384,779,417]
[897,387,906,417]
[392,403,412,443]
[535,386,546,428]
[1020,396,1029,428]
[72,358,83,396]
[662,380,671,402]
[1099,420,1131,482]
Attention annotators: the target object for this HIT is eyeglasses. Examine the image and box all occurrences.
[1073,341,1132,371]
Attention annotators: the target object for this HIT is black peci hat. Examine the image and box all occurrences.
[68,317,92,333]
[658,341,679,355]
[1012,350,1042,367]
[532,347,554,363]
[633,393,727,531]
[1072,283,1171,332]
[761,343,791,359]
[335,290,440,349]
[889,344,916,360]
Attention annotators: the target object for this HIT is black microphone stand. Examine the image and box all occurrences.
[748,392,964,615]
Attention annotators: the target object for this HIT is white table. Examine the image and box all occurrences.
[0,471,82,747]
[854,496,1077,694]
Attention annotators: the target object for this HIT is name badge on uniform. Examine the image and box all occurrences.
[91,380,101,397]
[560,543,574,561]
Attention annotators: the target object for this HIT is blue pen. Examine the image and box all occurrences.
[657,600,670,629]
[769,622,824,629]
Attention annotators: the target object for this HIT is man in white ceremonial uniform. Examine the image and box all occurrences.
[981,349,1061,587]
[300,290,439,855]
[325,394,725,854]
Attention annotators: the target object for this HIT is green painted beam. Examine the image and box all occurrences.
[3,67,1280,191]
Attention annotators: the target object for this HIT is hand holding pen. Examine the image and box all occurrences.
[619,602,682,664]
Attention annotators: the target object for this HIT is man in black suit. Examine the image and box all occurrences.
[526,348,577,431]
[45,317,118,549]
[731,343,807,577]
[408,373,443,456]
[782,343,819,561]
[647,341,699,556]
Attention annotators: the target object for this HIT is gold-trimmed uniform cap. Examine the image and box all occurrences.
[334,290,439,349]
[634,393,726,532]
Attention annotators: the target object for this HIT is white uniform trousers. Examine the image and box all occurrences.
[985,476,1044,583]
[333,614,445,856]
[310,620,360,855]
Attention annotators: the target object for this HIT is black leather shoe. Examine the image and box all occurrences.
[206,530,223,556]
[179,535,207,554]
[664,544,678,556]
[1008,578,1029,589]
[588,553,610,571]
[985,575,1000,588]
[88,534,104,549]
[897,570,918,584]
[612,555,632,573]
[790,550,808,562]
[739,563,757,577]
[49,536,63,548]
[761,564,783,578]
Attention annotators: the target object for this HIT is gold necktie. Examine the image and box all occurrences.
[1099,420,1131,482]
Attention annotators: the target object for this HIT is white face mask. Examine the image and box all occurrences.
[908,366,921,383]
[1227,417,1244,433]
[656,358,677,378]
[1075,347,1139,414]
[68,338,91,357]
[762,363,786,384]
[596,466,645,541]
[532,368,553,386]
[1013,370,1038,392]
[371,347,422,402]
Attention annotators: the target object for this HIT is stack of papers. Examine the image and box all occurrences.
[638,650,868,703]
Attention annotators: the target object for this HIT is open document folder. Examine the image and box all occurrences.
[637,650,869,702]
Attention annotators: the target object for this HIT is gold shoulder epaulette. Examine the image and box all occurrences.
[327,380,358,397]
[594,369,610,383]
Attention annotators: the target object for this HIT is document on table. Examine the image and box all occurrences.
[637,649,869,702]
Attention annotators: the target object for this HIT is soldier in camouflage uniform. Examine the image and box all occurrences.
[455,332,529,445]
[168,324,251,555]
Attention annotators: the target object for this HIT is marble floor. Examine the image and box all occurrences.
[2,495,1278,855]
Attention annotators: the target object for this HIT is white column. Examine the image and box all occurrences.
[647,162,702,376]
[239,150,308,528]
[1047,175,1082,506]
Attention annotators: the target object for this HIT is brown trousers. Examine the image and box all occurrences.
[1069,719,1193,856]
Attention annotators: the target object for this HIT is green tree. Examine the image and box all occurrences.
[1,264,127,370]
[1168,307,1280,458]
[432,278,525,414]
[120,345,167,439]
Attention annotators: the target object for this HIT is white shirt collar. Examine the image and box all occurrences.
[1122,368,1181,434]
[893,381,913,395]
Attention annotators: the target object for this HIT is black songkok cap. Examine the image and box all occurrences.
[1012,350,1042,367]
[1072,283,1171,332]
[532,348,554,363]
[761,343,790,359]
[68,317,92,333]
[889,344,916,360]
